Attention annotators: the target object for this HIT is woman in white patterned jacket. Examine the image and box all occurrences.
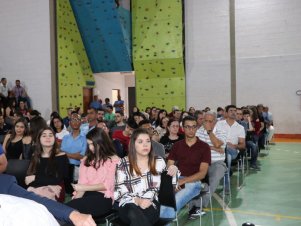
[114,128,178,226]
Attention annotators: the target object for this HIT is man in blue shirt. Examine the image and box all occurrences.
[113,95,124,113]
[61,112,87,193]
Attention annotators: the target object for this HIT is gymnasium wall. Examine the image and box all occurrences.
[185,0,301,133]
[0,0,53,118]
[132,0,186,111]
[56,0,94,116]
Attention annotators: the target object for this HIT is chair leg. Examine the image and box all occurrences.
[223,170,231,209]
[200,196,202,226]
[208,188,214,226]
[237,160,240,188]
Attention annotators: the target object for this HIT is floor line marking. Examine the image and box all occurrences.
[213,193,237,226]
[206,206,301,221]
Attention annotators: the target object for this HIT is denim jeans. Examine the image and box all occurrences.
[246,141,258,165]
[225,146,239,188]
[160,177,201,218]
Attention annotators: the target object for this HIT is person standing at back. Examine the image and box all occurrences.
[113,94,124,113]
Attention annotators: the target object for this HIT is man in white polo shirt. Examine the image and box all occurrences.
[216,105,245,190]
[188,111,227,219]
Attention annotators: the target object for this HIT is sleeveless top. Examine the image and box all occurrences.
[6,138,23,159]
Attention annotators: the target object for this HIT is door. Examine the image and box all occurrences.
[128,87,136,116]
[83,87,93,113]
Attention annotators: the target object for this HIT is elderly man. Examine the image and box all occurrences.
[189,111,227,218]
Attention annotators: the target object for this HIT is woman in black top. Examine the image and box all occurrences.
[3,118,32,159]
[159,119,184,156]
[25,127,68,202]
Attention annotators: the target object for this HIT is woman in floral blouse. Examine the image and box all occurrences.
[114,128,175,226]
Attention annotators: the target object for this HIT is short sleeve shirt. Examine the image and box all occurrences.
[168,138,211,177]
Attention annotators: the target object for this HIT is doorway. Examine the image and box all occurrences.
[112,89,120,112]
[83,87,93,113]
[128,87,136,115]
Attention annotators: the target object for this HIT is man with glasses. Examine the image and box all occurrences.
[160,116,211,218]
[61,112,87,193]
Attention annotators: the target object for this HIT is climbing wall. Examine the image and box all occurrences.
[132,0,185,111]
[70,0,132,73]
[56,0,94,116]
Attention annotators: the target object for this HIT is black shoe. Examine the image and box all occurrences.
[188,206,206,220]
[250,164,261,171]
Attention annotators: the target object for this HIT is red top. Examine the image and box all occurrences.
[253,120,261,135]
[112,130,130,153]
[168,138,211,177]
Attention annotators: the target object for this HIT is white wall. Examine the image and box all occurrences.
[93,72,135,116]
[185,0,301,134]
[0,0,53,119]
[236,0,301,133]
[185,0,231,111]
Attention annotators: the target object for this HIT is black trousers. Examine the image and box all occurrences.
[117,200,160,226]
[65,164,76,194]
[67,191,112,217]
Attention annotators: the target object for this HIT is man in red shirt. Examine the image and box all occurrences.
[112,118,138,154]
[160,116,211,218]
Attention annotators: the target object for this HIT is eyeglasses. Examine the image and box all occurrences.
[71,118,81,122]
[183,125,197,130]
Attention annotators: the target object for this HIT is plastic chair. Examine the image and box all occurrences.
[236,150,247,189]
[199,183,214,226]
[5,159,30,188]
[222,169,232,209]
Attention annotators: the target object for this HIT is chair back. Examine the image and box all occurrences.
[158,171,176,211]
[5,159,30,188]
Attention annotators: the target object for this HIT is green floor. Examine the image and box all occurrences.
[176,143,301,226]
[100,143,301,226]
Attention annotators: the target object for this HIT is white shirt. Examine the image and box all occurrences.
[216,120,245,145]
[0,194,59,226]
[55,129,70,141]
[0,83,8,97]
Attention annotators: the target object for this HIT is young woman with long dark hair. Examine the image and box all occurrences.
[67,128,119,217]
[25,127,68,202]
[114,128,168,226]
[3,117,32,159]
